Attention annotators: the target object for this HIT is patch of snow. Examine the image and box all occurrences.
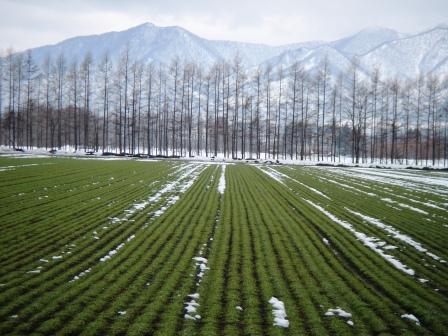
[70,267,92,282]
[269,297,289,328]
[184,293,201,320]
[0,163,45,173]
[269,167,331,199]
[258,166,286,185]
[217,164,226,194]
[143,164,206,225]
[396,202,428,215]
[193,256,209,280]
[99,234,136,263]
[325,307,352,318]
[401,313,420,325]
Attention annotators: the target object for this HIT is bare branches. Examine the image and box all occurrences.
[0,51,447,166]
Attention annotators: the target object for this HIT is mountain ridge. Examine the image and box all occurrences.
[15,21,448,79]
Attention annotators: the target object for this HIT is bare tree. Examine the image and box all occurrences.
[99,52,111,153]
[55,53,65,149]
[196,68,202,156]
[273,66,283,159]
[81,53,92,150]
[146,62,154,155]
[289,62,299,159]
[320,56,329,161]
[390,79,399,164]
[370,68,380,162]
[205,73,211,157]
[264,65,272,159]
[415,75,423,165]
[24,50,38,149]
[255,68,262,158]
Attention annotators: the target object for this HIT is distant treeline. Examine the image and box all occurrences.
[1,47,447,165]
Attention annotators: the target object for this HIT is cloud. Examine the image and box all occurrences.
[0,0,446,51]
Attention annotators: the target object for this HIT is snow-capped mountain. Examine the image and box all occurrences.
[331,26,406,56]
[27,22,298,69]
[20,22,448,79]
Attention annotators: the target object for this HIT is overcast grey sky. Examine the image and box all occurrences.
[0,0,447,51]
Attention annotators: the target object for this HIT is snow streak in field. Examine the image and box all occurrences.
[268,167,331,200]
[28,244,77,275]
[70,164,206,282]
[259,166,443,276]
[316,170,446,214]
[0,163,52,172]
[217,164,226,194]
[257,166,287,185]
[305,199,415,276]
[316,175,377,197]
[380,190,446,211]
[184,246,210,320]
[185,168,222,321]
[346,208,446,263]
[99,235,135,262]
[326,167,448,197]
[351,168,448,188]
[381,198,429,214]
[184,255,209,320]
[108,164,204,249]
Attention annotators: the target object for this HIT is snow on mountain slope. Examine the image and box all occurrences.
[360,26,448,78]
[261,44,357,80]
[331,27,405,56]
[29,23,223,67]
[27,22,305,68]
[259,47,313,71]
[209,40,323,68]
[18,22,448,80]
[297,45,354,75]
[207,40,282,68]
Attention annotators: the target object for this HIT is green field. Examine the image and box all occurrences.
[0,157,447,335]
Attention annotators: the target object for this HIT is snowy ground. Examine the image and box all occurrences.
[1,146,446,170]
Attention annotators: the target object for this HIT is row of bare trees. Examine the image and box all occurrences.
[1,48,447,165]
